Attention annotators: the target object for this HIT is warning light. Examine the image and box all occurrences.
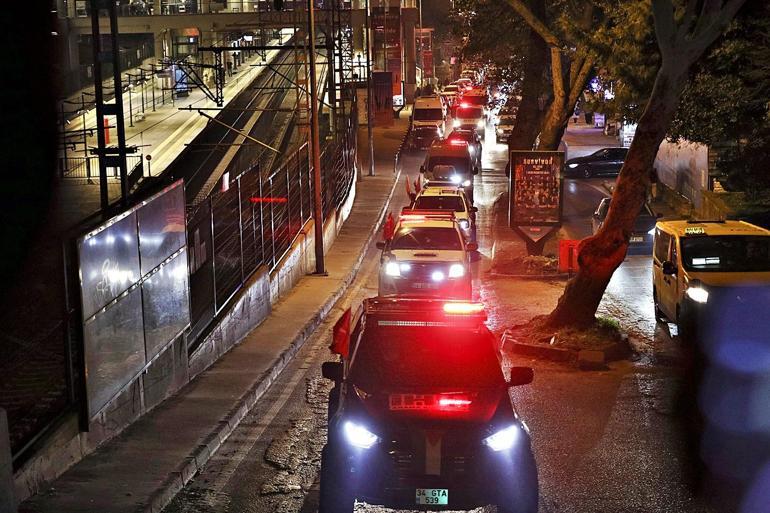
[442,302,484,315]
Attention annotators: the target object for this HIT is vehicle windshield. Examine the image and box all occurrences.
[413,196,465,212]
[414,108,444,121]
[351,326,502,388]
[415,127,439,136]
[390,226,463,250]
[427,156,470,175]
[681,235,770,272]
[457,107,484,119]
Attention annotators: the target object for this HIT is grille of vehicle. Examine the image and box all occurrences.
[403,262,449,280]
[386,431,475,482]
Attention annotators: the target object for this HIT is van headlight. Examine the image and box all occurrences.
[462,179,471,187]
[648,228,656,236]
[385,261,401,277]
[453,119,461,128]
[448,263,465,278]
[450,175,462,184]
[458,219,470,230]
[685,282,709,304]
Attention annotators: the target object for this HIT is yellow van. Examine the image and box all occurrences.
[652,219,770,339]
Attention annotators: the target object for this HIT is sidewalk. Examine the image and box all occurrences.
[18,118,408,513]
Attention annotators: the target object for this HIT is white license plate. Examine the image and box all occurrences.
[411,282,438,289]
[416,488,449,505]
[630,236,644,243]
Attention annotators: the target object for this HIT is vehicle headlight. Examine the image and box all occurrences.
[685,285,709,304]
[568,163,579,169]
[648,228,656,236]
[431,270,446,282]
[453,119,461,128]
[477,120,485,128]
[385,261,401,277]
[448,263,465,278]
[483,425,519,452]
[462,179,471,187]
[458,219,470,230]
[343,421,379,449]
[450,175,462,184]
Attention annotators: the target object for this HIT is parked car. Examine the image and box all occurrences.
[411,126,442,150]
[592,197,659,254]
[564,147,629,178]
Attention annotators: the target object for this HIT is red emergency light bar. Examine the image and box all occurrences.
[365,297,487,321]
[399,208,456,220]
[250,197,288,204]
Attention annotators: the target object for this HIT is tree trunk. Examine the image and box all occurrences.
[508,0,547,151]
[546,62,690,328]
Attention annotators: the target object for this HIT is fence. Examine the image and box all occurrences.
[187,104,358,348]
[58,155,144,182]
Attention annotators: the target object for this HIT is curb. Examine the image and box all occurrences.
[503,331,632,369]
[488,271,570,280]
[143,167,403,513]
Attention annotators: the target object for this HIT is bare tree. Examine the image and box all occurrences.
[547,0,747,327]
[505,0,595,150]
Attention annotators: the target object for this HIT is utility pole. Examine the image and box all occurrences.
[308,0,326,274]
[365,0,375,176]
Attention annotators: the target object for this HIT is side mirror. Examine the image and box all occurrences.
[470,206,478,213]
[473,166,479,175]
[321,361,344,382]
[662,260,677,276]
[376,241,386,250]
[419,166,426,174]
[466,241,478,252]
[508,366,534,387]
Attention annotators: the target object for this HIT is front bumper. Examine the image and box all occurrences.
[325,437,522,510]
[379,274,472,299]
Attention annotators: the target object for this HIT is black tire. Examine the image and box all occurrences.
[581,167,592,179]
[318,446,355,513]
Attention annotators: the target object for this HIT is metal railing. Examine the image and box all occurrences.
[187,103,358,348]
[58,155,144,181]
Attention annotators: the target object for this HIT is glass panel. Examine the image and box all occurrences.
[78,212,141,320]
[138,181,186,275]
[142,249,191,360]
[83,286,145,416]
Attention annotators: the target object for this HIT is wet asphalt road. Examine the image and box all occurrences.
[163,121,714,513]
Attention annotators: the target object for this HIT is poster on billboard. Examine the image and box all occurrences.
[509,151,564,254]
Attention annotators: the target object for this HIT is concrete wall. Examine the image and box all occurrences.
[13,172,358,505]
[655,139,710,209]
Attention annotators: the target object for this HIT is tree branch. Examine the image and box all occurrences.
[504,0,561,47]
[676,0,701,40]
[567,56,594,110]
[690,0,748,55]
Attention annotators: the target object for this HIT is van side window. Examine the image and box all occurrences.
[654,231,670,263]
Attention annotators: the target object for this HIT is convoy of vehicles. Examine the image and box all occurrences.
[319,298,538,513]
